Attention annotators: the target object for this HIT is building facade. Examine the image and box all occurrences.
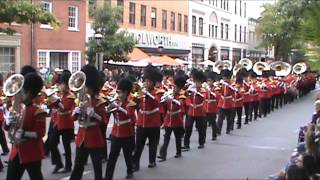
[86,0,190,60]
[0,0,86,75]
[189,0,250,67]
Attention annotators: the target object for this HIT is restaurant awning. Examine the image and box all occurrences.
[127,48,151,62]
[151,55,181,66]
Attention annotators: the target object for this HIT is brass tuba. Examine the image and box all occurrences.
[233,64,244,76]
[292,62,307,75]
[68,71,91,127]
[253,62,270,76]
[214,60,232,74]
[239,58,253,71]
[269,61,292,76]
[3,74,25,143]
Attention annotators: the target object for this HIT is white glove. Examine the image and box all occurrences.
[72,107,81,116]
[51,95,60,103]
[86,107,102,121]
[14,129,24,141]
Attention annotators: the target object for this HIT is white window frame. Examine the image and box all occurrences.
[70,52,81,73]
[40,1,53,29]
[68,6,79,32]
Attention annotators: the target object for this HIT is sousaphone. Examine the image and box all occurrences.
[253,61,270,76]
[292,62,307,74]
[239,58,253,71]
[269,61,292,77]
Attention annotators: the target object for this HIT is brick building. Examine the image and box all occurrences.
[0,0,86,75]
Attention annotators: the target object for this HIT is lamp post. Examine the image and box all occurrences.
[94,32,103,71]
[158,41,164,56]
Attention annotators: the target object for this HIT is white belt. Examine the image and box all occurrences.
[57,110,71,115]
[116,119,131,126]
[191,103,203,108]
[206,99,216,103]
[140,108,159,115]
[222,95,232,99]
[234,97,243,102]
[243,92,250,95]
[79,121,97,128]
[169,109,181,116]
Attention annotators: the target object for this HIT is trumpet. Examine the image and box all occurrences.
[220,80,239,92]
[3,74,25,144]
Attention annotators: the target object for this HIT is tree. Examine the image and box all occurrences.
[0,0,60,35]
[87,4,136,64]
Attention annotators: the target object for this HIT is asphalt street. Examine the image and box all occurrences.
[0,88,318,180]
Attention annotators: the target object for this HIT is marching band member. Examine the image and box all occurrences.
[51,70,75,173]
[249,70,260,121]
[132,65,163,171]
[233,76,244,129]
[217,69,235,135]
[105,78,136,180]
[0,74,9,156]
[259,70,271,118]
[5,72,46,180]
[204,71,219,140]
[70,65,109,180]
[158,75,186,161]
[242,70,252,124]
[183,70,206,150]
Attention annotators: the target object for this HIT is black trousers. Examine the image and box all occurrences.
[260,98,269,117]
[251,101,259,120]
[100,125,108,160]
[50,128,74,169]
[244,102,251,123]
[159,127,184,158]
[105,136,135,180]
[184,116,205,147]
[217,108,233,134]
[133,127,160,168]
[70,146,103,180]
[205,113,217,138]
[271,95,276,111]
[233,107,243,128]
[6,156,43,180]
[0,126,9,153]
[44,121,54,156]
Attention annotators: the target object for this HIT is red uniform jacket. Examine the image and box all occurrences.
[233,85,244,108]
[8,105,46,164]
[57,92,76,130]
[0,99,4,125]
[249,82,260,102]
[136,89,162,128]
[163,95,186,128]
[258,80,270,99]
[186,90,206,117]
[75,97,108,148]
[111,100,136,138]
[217,83,234,109]
[204,88,218,113]
[242,82,251,103]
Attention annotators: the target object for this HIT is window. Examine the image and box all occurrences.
[226,24,229,40]
[221,23,224,39]
[117,0,124,23]
[192,16,196,34]
[199,17,203,35]
[41,1,53,28]
[178,14,182,32]
[216,0,218,7]
[221,0,223,8]
[129,2,135,24]
[240,25,242,42]
[235,24,237,41]
[212,25,215,37]
[215,26,218,38]
[0,47,15,73]
[71,52,80,73]
[235,0,237,14]
[162,10,167,30]
[140,5,146,26]
[170,12,175,31]
[38,51,47,68]
[244,2,246,18]
[209,25,211,37]
[68,6,78,31]
[244,26,247,43]
[227,0,229,10]
[240,0,242,17]
[151,8,157,28]
[223,0,226,10]
[104,0,111,6]
[184,15,188,32]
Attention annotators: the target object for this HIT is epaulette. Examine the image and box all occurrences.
[156,89,166,94]
[127,100,137,107]
[34,108,47,117]
[179,95,187,100]
[67,93,76,100]
[96,97,107,107]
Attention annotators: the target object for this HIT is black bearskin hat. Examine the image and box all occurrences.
[269,70,276,77]
[162,69,174,78]
[206,71,217,81]
[237,68,248,78]
[262,70,269,78]
[117,78,133,93]
[20,65,36,77]
[59,70,71,85]
[221,69,232,79]
[192,70,206,82]
[23,72,44,98]
[174,75,187,89]
[143,65,163,84]
[81,65,101,94]
[249,70,257,78]
[126,74,137,83]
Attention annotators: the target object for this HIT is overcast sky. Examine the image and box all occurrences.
[245,0,276,19]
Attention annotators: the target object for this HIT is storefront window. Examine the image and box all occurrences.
[0,47,15,74]
[220,48,229,60]
[192,46,204,66]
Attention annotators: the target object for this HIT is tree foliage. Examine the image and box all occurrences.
[0,0,60,35]
[87,4,136,64]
